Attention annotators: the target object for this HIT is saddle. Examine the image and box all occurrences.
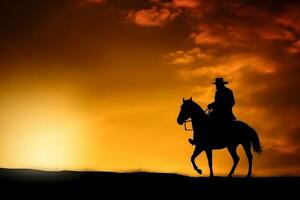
[206,111,236,143]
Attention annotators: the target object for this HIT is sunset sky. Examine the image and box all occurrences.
[0,0,300,176]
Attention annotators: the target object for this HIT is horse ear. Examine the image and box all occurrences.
[190,97,192,100]
[182,98,185,103]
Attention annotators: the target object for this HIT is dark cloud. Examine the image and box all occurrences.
[287,127,300,147]
[0,0,71,41]
[256,148,300,172]
[243,146,300,176]
[0,0,190,95]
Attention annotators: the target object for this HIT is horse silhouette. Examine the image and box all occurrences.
[177,98,262,177]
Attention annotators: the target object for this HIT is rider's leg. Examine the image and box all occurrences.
[189,131,201,145]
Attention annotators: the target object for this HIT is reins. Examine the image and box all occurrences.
[183,108,210,132]
[184,119,193,131]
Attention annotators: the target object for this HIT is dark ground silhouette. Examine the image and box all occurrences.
[0,168,299,198]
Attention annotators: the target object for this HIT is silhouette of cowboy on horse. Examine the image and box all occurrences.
[188,78,236,145]
[177,77,262,177]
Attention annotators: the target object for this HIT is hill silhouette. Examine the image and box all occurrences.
[0,168,299,198]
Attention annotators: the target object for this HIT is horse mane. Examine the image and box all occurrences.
[189,100,209,121]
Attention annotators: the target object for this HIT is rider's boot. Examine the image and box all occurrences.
[188,138,195,145]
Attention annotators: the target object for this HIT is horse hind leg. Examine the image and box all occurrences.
[191,146,203,175]
[227,145,240,178]
[205,149,214,177]
[242,142,253,178]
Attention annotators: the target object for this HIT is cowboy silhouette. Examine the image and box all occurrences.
[208,77,236,122]
[189,78,236,145]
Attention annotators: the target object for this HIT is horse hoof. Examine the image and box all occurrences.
[246,174,251,178]
[196,169,202,175]
[227,174,233,178]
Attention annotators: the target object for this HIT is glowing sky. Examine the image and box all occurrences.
[0,0,300,176]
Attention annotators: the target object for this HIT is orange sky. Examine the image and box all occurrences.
[0,0,300,176]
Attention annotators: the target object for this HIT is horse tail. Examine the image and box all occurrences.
[249,127,262,153]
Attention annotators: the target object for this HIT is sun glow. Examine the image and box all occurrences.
[15,117,80,169]
[0,89,88,170]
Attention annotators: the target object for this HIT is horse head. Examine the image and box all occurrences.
[177,97,193,125]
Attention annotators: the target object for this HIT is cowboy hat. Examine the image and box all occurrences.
[212,77,229,85]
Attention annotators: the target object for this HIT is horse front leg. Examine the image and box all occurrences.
[191,146,203,175]
[205,149,214,177]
